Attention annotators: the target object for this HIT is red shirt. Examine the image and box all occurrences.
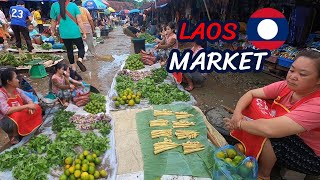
[263,81,320,156]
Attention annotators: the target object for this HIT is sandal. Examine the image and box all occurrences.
[76,59,87,72]
[10,136,19,145]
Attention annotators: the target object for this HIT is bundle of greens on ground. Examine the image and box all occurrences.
[84,93,106,114]
[52,110,75,132]
[124,54,144,70]
[0,52,61,67]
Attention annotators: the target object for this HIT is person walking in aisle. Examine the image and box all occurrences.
[33,7,44,33]
[9,1,34,53]
[50,0,87,72]
[75,0,97,58]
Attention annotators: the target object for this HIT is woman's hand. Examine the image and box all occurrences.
[154,45,159,50]
[82,33,87,40]
[224,117,240,131]
[231,112,244,123]
[26,103,36,115]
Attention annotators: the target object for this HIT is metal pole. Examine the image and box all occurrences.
[202,0,211,21]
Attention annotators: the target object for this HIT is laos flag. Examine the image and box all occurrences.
[247,8,289,50]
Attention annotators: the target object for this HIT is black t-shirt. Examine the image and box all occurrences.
[127,26,140,34]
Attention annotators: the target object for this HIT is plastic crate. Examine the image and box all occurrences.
[278,57,294,68]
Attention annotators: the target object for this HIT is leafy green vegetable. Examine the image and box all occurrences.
[41,43,53,50]
[0,146,30,171]
[52,110,75,132]
[46,140,76,166]
[12,154,50,180]
[150,67,168,83]
[79,132,110,152]
[28,134,51,154]
[93,121,112,136]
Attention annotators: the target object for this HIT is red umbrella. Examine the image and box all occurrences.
[124,9,129,14]
[101,0,110,6]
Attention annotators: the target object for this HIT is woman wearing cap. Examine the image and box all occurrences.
[50,0,87,72]
[225,49,320,180]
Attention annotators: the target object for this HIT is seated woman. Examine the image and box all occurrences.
[225,49,320,180]
[28,23,42,44]
[0,69,42,145]
[154,24,166,43]
[182,39,206,91]
[154,22,178,66]
[51,63,75,106]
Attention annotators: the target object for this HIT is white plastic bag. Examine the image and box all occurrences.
[31,15,38,27]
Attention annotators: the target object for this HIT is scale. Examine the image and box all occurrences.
[25,59,48,79]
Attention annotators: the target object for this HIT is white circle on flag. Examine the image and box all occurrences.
[257,19,278,40]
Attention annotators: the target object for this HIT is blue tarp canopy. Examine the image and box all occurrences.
[82,0,107,10]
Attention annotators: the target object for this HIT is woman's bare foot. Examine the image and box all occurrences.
[184,85,194,92]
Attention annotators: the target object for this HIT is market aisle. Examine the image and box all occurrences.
[81,26,131,95]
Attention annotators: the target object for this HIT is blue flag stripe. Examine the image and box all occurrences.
[247,18,288,41]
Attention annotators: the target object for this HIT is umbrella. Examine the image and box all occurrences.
[123,9,130,14]
[129,9,140,14]
[104,9,110,15]
[82,0,107,10]
[108,7,115,13]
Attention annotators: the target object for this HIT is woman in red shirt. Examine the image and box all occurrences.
[225,49,320,179]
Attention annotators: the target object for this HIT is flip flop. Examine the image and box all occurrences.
[10,136,19,145]
[76,60,87,72]
[185,85,194,92]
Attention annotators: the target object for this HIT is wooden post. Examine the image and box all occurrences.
[202,0,211,21]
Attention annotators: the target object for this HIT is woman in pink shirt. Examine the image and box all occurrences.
[225,49,320,179]
[155,22,178,66]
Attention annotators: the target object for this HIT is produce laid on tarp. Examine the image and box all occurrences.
[110,67,192,109]
[8,43,86,53]
[0,98,113,180]
[139,33,156,44]
[0,53,63,68]
[136,104,216,180]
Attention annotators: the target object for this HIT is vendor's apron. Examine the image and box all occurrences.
[0,88,42,136]
[231,86,320,159]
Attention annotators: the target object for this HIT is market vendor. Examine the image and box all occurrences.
[0,69,43,145]
[51,63,76,106]
[154,22,178,66]
[123,23,141,38]
[225,49,320,180]
[181,39,206,91]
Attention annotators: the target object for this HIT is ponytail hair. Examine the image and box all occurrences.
[59,0,66,20]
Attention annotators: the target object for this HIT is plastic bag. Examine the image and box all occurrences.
[212,145,258,180]
[31,16,38,27]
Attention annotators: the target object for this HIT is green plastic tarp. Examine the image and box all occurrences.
[136,104,217,180]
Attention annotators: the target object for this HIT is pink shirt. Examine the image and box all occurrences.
[263,81,320,156]
[0,88,32,120]
[52,74,65,94]
[166,33,178,49]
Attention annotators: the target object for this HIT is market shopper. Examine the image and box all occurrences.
[74,0,96,58]
[33,7,44,33]
[0,69,43,145]
[154,22,178,66]
[225,49,320,179]
[9,1,34,53]
[50,0,87,72]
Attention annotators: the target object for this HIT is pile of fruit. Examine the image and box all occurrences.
[60,150,108,180]
[124,54,144,70]
[139,33,156,44]
[214,145,256,180]
[84,93,106,114]
[112,88,141,107]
